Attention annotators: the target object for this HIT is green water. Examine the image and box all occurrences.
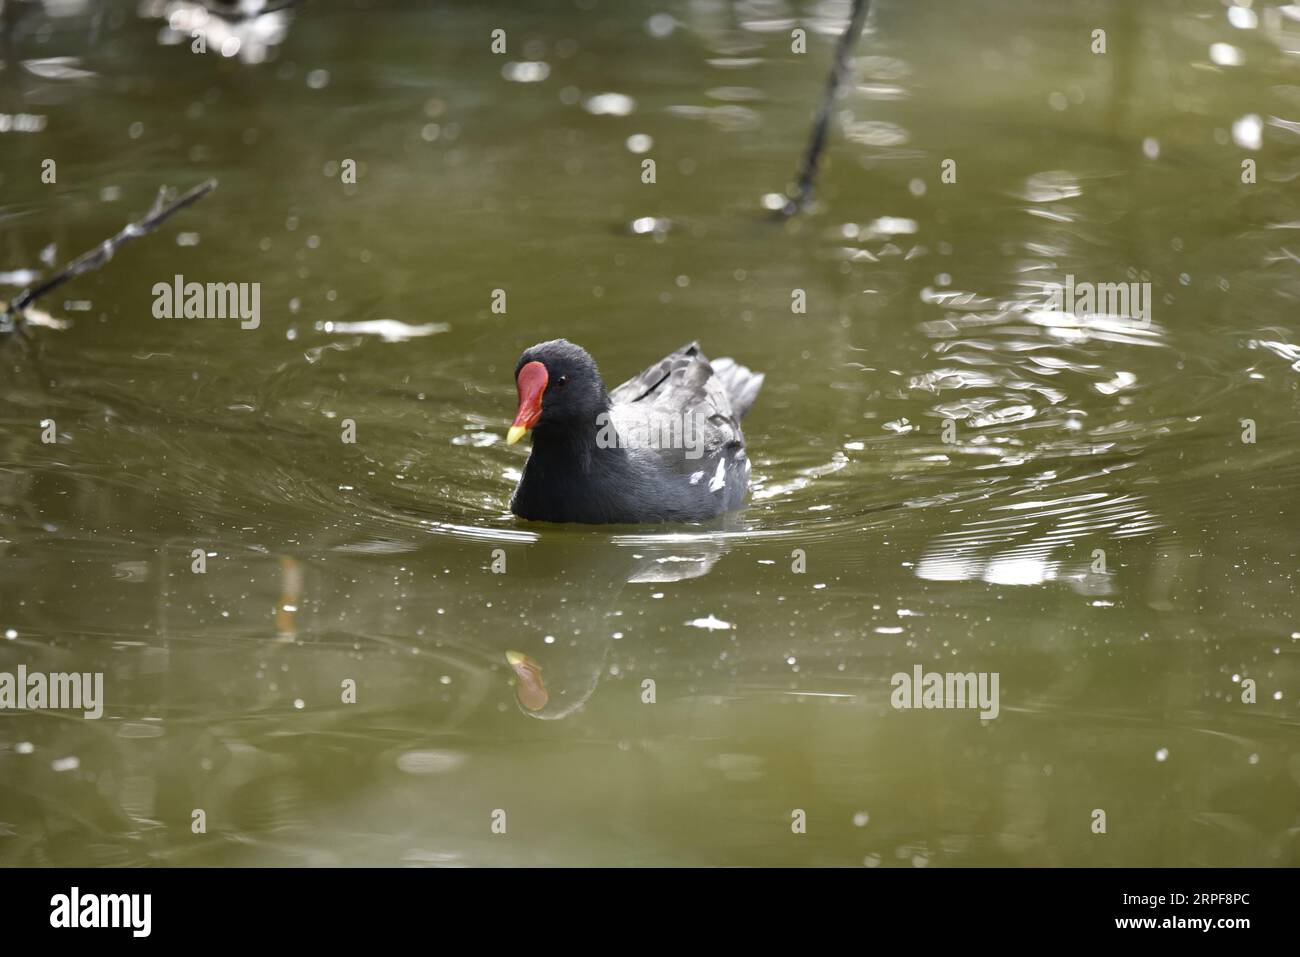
[0,0,1297,866]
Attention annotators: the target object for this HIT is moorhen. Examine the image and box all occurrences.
[506,339,764,524]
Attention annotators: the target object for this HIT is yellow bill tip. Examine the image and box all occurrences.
[506,425,528,445]
[505,650,527,667]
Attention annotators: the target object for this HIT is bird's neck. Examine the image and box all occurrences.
[528,411,625,477]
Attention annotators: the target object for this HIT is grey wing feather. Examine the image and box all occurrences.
[608,341,703,405]
[710,357,765,420]
[607,343,763,485]
[610,342,764,420]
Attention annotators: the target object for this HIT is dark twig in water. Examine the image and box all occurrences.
[1,179,218,330]
[779,0,872,216]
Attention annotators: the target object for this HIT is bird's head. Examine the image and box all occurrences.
[506,339,608,445]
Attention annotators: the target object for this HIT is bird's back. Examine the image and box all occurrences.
[607,343,763,515]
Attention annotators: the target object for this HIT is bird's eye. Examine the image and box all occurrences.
[556,375,568,388]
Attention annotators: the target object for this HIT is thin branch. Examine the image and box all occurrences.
[2,179,218,324]
[779,0,872,217]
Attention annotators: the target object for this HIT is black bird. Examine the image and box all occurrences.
[506,340,764,524]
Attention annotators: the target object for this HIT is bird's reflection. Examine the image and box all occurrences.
[483,527,732,720]
[151,523,734,726]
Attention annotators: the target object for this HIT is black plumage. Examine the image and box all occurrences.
[507,340,764,524]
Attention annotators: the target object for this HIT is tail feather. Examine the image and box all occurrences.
[711,357,764,420]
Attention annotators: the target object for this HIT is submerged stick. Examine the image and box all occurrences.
[779,0,872,216]
[2,179,218,327]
